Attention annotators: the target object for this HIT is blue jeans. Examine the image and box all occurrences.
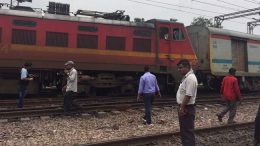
[143,93,155,124]
[17,89,27,108]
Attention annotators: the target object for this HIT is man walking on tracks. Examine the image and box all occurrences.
[137,65,161,125]
[216,68,242,124]
[176,59,198,146]
[63,61,80,116]
[17,62,33,108]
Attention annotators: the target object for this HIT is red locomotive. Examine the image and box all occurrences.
[0,2,197,96]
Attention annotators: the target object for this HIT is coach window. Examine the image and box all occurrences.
[133,38,151,52]
[12,29,36,45]
[77,34,98,49]
[106,36,125,50]
[78,26,98,32]
[172,28,185,41]
[160,27,169,40]
[133,29,152,37]
[13,20,37,27]
[46,32,68,47]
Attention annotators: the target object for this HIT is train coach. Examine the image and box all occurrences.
[187,26,260,91]
[0,4,197,96]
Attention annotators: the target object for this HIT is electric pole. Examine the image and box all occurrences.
[214,7,260,28]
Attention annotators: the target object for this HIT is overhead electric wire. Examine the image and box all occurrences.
[147,0,254,20]
[192,0,259,11]
[191,0,241,11]
[144,0,252,18]
[214,0,257,20]
[143,0,224,15]
[127,0,246,25]
[192,0,254,11]
[192,0,259,20]
[249,0,260,2]
[244,0,260,4]
[216,0,248,9]
[127,0,213,17]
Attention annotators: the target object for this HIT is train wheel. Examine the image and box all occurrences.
[108,87,120,97]
[206,75,219,90]
[120,84,135,95]
[195,70,204,84]
[90,87,96,97]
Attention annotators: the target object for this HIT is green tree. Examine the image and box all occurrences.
[134,18,145,23]
[190,17,215,27]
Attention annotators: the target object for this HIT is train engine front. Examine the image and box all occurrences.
[0,3,197,96]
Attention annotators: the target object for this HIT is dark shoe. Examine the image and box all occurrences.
[74,112,81,116]
[254,140,260,146]
[216,114,222,122]
[143,122,153,126]
[227,121,237,124]
[64,112,73,116]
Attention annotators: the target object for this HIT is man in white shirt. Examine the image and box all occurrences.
[176,59,198,146]
[17,62,33,108]
[63,61,80,116]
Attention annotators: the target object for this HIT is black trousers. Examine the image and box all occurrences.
[255,105,260,146]
[64,91,80,114]
[178,105,196,146]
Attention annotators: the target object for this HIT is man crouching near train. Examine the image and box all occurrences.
[63,61,80,116]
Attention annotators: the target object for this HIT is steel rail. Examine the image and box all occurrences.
[0,98,259,121]
[74,122,254,146]
[0,91,259,108]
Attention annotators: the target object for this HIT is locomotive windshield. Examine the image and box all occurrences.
[160,27,169,40]
[173,28,185,40]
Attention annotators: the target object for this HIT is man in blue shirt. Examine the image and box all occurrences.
[17,62,33,108]
[137,65,161,125]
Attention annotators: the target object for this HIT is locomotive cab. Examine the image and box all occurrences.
[147,19,197,92]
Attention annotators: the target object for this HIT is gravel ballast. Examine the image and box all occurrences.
[0,102,259,146]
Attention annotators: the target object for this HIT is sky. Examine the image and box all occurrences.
[2,0,260,35]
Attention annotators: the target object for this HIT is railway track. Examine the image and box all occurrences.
[0,91,259,108]
[0,92,259,121]
[0,95,260,121]
[75,122,254,146]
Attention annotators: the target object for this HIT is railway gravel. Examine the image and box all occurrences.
[0,102,259,146]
